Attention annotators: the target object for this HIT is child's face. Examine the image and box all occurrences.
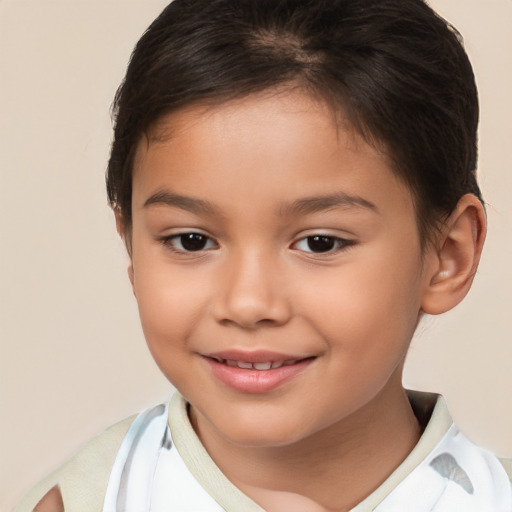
[128,90,432,448]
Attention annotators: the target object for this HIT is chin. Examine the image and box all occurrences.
[226,431,302,449]
[214,415,313,449]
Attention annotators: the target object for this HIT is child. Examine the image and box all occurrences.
[15,0,512,510]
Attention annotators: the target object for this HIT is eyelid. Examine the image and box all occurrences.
[160,230,218,253]
[291,234,355,254]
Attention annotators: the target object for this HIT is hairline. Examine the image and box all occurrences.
[124,86,439,248]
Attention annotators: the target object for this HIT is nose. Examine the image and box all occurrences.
[212,249,292,329]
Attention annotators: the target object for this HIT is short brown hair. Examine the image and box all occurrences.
[107,0,481,244]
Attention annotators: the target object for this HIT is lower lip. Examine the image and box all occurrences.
[204,357,313,394]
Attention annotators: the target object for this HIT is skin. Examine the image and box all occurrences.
[120,89,486,511]
[32,486,63,512]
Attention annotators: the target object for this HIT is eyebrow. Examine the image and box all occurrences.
[279,193,379,216]
[143,190,378,217]
[143,191,219,216]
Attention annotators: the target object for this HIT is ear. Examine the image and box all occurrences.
[421,194,486,315]
[114,209,135,290]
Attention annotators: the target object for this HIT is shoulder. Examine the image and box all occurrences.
[13,414,136,512]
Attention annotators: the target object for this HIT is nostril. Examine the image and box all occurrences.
[217,313,290,329]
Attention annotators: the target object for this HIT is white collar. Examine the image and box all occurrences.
[103,391,512,511]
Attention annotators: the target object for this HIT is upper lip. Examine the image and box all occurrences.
[202,349,312,364]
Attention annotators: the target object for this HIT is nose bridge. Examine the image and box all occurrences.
[213,244,290,328]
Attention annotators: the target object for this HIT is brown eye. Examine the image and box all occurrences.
[293,235,354,254]
[179,233,209,251]
[163,232,216,252]
[306,236,336,253]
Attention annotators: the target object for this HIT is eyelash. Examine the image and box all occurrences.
[160,232,354,255]
[292,235,355,254]
[161,233,217,253]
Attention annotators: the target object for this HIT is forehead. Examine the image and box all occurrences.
[131,90,415,221]
[137,88,390,170]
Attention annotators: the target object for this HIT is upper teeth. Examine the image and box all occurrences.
[217,358,299,370]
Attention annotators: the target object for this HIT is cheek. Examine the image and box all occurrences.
[300,251,423,356]
[132,254,209,353]
[134,274,206,385]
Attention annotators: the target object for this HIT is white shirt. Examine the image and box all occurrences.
[102,391,512,512]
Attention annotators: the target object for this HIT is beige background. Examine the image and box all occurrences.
[0,0,511,510]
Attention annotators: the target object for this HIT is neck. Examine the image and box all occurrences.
[191,378,421,512]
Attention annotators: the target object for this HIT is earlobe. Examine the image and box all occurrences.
[114,209,136,294]
[128,263,135,290]
[421,194,486,315]
[114,209,133,254]
[114,208,124,238]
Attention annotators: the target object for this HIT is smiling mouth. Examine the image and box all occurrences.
[204,354,315,393]
[210,357,307,370]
